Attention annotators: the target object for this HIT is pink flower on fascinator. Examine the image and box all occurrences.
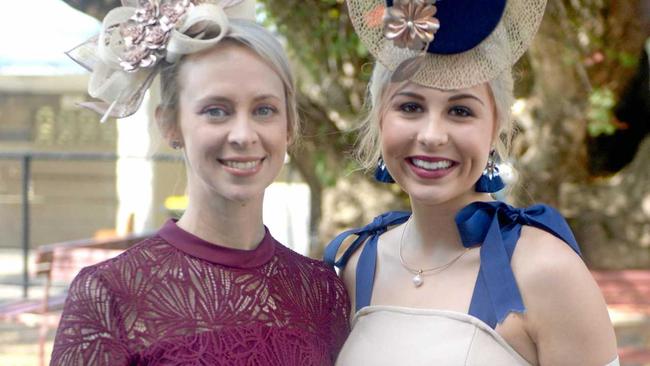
[120,22,146,47]
[118,0,193,72]
[160,0,192,30]
[120,44,158,71]
[133,1,160,25]
[144,25,170,49]
[383,0,440,51]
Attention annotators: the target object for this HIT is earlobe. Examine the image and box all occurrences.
[155,105,183,148]
[170,140,183,150]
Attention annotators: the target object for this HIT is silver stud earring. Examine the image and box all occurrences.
[171,140,182,149]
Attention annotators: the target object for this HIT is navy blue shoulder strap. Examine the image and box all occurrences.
[324,211,410,312]
[324,201,580,324]
[456,201,581,328]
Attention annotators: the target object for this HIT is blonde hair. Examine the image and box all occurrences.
[158,20,300,146]
[355,63,514,171]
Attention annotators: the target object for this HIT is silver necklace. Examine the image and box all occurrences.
[398,218,470,288]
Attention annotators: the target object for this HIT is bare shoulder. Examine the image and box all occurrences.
[337,223,403,313]
[339,235,363,312]
[512,226,585,285]
[511,226,618,365]
[512,225,601,314]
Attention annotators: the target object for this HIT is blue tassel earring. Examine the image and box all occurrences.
[475,150,505,193]
[374,157,395,183]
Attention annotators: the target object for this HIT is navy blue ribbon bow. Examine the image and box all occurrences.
[456,201,581,326]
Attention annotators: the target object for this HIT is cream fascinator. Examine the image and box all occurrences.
[347,0,547,89]
[67,0,256,122]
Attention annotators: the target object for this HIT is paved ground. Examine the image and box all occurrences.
[0,250,648,366]
[0,319,56,366]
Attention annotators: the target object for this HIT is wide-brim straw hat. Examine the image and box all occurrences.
[347,0,547,89]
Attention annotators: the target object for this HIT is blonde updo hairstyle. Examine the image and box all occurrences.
[355,63,515,172]
[157,20,300,147]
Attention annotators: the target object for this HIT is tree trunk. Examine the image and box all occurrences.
[512,0,592,207]
[511,0,650,268]
[560,136,650,269]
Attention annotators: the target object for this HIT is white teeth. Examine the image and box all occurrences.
[223,160,261,170]
[411,158,452,171]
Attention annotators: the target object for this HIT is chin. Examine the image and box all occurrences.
[411,193,455,207]
[404,183,480,208]
[221,188,265,204]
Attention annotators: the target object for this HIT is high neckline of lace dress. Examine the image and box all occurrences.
[158,219,276,268]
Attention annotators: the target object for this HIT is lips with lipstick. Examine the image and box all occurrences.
[406,156,458,179]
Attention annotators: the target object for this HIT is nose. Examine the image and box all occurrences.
[417,116,448,147]
[227,112,259,148]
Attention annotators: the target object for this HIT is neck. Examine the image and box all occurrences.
[407,192,492,254]
[177,189,266,251]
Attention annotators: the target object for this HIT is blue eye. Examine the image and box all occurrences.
[202,106,229,119]
[399,102,424,113]
[255,105,277,117]
[449,106,474,117]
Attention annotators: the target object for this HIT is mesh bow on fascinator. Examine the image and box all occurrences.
[66,0,256,122]
[348,0,547,89]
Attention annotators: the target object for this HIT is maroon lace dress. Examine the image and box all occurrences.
[50,220,350,365]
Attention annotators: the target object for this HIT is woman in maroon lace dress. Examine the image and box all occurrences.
[50,2,349,365]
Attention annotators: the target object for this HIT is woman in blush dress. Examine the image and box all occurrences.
[325,0,618,365]
[51,1,349,365]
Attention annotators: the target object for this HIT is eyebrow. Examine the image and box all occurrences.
[253,94,282,102]
[195,93,282,105]
[392,91,426,101]
[448,93,485,106]
[391,91,485,106]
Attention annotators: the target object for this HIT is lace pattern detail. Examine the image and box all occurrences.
[51,235,350,365]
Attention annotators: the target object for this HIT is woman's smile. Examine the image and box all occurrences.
[406,156,458,179]
[218,157,266,176]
